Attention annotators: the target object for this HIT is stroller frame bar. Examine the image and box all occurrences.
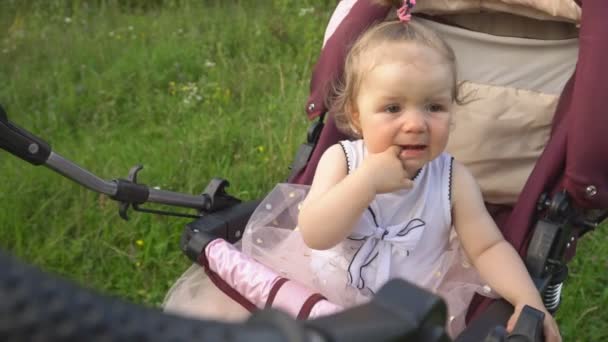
[0,105,239,218]
[46,152,119,197]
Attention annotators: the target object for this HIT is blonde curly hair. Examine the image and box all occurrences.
[329,18,462,138]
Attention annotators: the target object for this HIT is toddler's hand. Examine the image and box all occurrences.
[507,304,561,342]
[360,145,414,194]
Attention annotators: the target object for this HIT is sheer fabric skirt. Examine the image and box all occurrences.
[163,184,494,336]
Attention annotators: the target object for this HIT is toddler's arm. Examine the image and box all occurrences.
[298,144,412,249]
[298,144,376,250]
[450,161,561,342]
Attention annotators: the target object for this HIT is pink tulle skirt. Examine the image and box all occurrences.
[163,184,496,337]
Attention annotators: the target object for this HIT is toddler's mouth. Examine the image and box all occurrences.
[400,144,427,150]
[399,144,427,159]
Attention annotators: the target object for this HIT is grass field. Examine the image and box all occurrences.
[1,1,606,340]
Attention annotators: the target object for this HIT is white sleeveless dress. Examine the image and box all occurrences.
[164,140,494,336]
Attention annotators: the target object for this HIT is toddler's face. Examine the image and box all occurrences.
[352,42,453,173]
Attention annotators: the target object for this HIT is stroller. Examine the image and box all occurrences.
[164,1,607,339]
[0,0,606,341]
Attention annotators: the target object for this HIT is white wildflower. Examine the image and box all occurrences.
[298,7,314,16]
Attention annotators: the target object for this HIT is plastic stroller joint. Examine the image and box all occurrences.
[181,214,225,262]
[181,200,261,263]
[525,190,603,313]
[113,167,234,220]
[527,192,576,277]
[201,178,240,212]
[0,104,51,166]
[112,178,150,204]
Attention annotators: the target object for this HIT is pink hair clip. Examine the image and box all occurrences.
[397,0,416,23]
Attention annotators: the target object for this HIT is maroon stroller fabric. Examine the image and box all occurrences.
[291,0,608,322]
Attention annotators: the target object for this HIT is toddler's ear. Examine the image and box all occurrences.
[350,119,362,138]
[346,103,362,137]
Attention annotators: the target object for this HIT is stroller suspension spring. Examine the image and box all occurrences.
[543,281,563,313]
[542,264,568,314]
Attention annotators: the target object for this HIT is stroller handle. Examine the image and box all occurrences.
[0,105,210,212]
[0,104,51,166]
[0,246,548,342]
[44,152,208,210]
[0,248,453,342]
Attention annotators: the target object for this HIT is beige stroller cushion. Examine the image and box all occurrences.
[449,83,558,204]
[417,17,578,204]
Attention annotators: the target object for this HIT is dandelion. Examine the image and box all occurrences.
[257,145,265,153]
[64,17,72,24]
[136,239,144,247]
[135,261,141,267]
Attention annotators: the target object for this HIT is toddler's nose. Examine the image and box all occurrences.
[400,110,426,133]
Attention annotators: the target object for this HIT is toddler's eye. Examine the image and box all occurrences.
[426,103,446,113]
[385,104,401,113]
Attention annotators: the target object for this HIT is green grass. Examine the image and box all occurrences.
[0,1,606,340]
[0,0,330,307]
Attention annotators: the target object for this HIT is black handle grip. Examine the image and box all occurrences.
[508,305,545,342]
[1,248,457,342]
[0,104,51,165]
[0,249,306,342]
